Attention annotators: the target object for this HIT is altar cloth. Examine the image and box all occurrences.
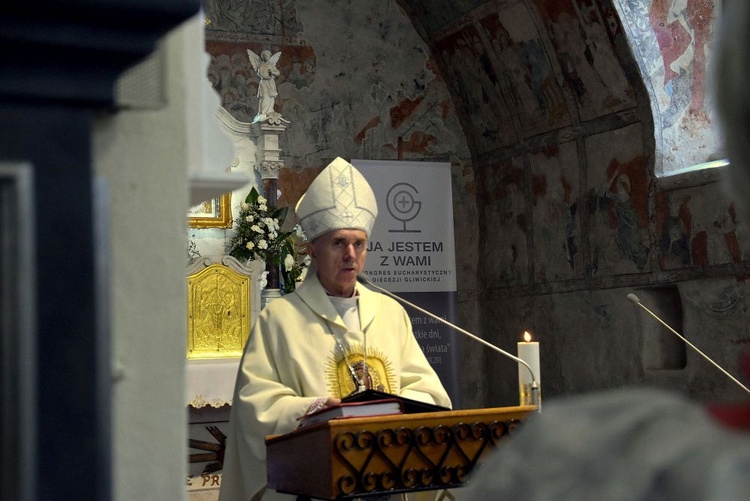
[187,358,240,408]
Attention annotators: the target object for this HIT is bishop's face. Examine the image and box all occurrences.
[309,229,368,297]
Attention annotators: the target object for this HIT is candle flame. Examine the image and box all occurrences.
[523,331,532,342]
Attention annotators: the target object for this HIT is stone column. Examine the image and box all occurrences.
[251,117,289,291]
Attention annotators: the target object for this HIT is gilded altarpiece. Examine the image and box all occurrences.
[187,258,252,359]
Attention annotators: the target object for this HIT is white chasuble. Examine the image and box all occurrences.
[219,272,451,501]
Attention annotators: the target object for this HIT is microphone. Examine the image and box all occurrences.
[357,273,540,407]
[627,293,750,395]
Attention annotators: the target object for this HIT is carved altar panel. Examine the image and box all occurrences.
[187,257,253,359]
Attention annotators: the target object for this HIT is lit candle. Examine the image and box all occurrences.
[517,331,541,406]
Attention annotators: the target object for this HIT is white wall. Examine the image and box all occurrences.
[93,16,206,501]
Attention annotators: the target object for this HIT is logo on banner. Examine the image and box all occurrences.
[386,182,422,233]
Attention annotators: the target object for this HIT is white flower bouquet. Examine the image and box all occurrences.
[227,187,309,293]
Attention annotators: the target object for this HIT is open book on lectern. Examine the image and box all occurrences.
[342,389,449,414]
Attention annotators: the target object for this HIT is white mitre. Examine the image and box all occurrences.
[296,157,378,240]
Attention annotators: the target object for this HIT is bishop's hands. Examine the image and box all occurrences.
[301,396,341,419]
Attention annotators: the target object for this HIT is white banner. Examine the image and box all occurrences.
[354,159,459,405]
[354,160,457,292]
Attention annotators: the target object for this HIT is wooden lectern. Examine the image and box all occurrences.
[266,405,537,500]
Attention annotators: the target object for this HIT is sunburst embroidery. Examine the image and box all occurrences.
[325,344,397,398]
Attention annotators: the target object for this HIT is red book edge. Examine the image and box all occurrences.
[297,398,404,428]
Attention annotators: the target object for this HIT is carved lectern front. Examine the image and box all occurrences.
[265,405,537,500]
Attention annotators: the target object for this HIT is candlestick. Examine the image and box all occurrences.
[518,331,541,406]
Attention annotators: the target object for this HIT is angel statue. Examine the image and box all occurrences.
[247,49,282,122]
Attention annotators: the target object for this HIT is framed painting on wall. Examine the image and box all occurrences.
[188,193,233,229]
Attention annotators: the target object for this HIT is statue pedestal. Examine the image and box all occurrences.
[250,118,288,181]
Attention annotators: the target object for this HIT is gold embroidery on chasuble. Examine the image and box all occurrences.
[326,344,397,398]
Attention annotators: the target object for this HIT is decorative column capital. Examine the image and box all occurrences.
[256,160,285,180]
[254,111,290,127]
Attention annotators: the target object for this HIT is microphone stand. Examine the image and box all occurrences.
[358,274,541,408]
[362,327,368,393]
[627,293,750,395]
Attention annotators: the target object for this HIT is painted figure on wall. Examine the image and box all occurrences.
[531,143,581,280]
[650,0,713,125]
[616,0,719,173]
[535,177,580,278]
[481,163,529,287]
[660,205,691,269]
[710,209,742,264]
[658,193,748,271]
[434,25,516,152]
[611,171,649,270]
[480,9,568,135]
[590,160,650,274]
[538,1,633,119]
[248,49,282,121]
